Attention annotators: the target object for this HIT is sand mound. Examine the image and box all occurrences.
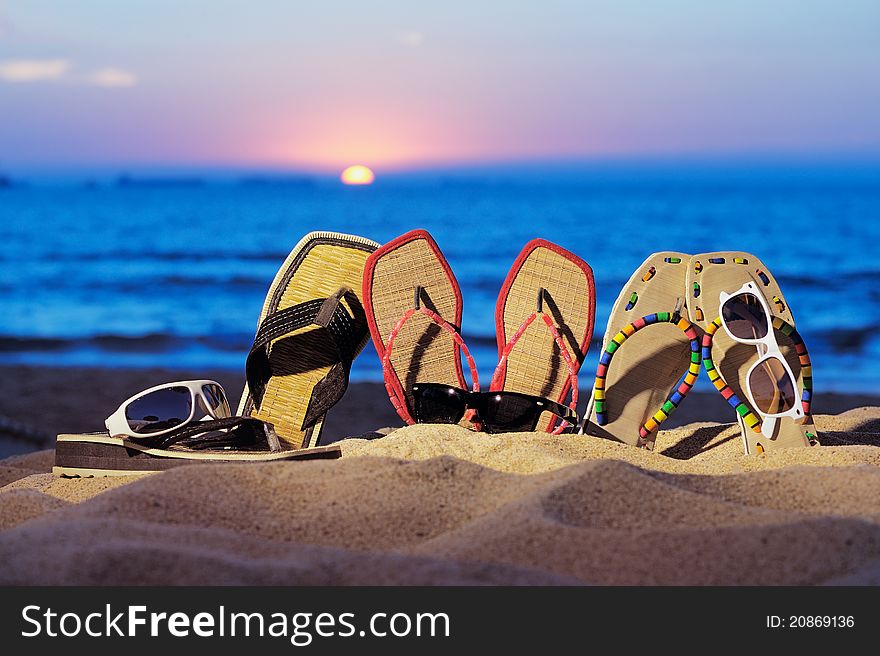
[0,449,54,487]
[0,516,573,585]
[1,409,878,585]
[0,489,68,529]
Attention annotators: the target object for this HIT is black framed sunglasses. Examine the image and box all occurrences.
[411,383,578,434]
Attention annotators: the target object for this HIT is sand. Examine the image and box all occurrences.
[0,366,406,457]
[0,406,878,585]
[1,364,875,456]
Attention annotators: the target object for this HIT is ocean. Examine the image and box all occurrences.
[1,167,878,393]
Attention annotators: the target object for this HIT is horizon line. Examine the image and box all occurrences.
[5,152,880,178]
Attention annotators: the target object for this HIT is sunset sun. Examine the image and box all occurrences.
[340,165,375,185]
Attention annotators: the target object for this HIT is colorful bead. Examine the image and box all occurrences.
[701,316,812,435]
[773,295,785,313]
[642,267,656,282]
[734,257,748,265]
[592,310,701,448]
[625,292,638,311]
[756,269,770,285]
[664,257,682,264]
[693,282,700,298]
[709,257,725,264]
[694,261,703,275]
[772,317,794,336]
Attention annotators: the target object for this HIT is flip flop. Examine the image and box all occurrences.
[491,239,595,433]
[53,417,341,477]
[581,252,700,450]
[237,231,379,448]
[686,252,818,454]
[363,229,474,425]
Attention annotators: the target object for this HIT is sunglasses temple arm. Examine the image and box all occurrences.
[760,415,780,439]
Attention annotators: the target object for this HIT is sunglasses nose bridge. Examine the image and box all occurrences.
[462,390,482,411]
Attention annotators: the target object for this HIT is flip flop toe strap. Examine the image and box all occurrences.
[246,288,365,429]
[491,310,580,435]
[593,312,701,448]
[702,316,814,441]
[382,305,479,424]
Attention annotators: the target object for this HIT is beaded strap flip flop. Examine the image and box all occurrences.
[686,252,819,454]
[237,231,379,449]
[362,229,470,425]
[581,252,698,449]
[492,239,594,433]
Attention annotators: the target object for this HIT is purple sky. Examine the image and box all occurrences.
[1,1,879,173]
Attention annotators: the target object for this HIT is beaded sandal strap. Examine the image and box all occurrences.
[593,309,701,448]
[702,316,814,439]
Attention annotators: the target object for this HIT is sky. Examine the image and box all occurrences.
[1,0,879,173]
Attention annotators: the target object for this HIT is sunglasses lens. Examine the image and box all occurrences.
[413,385,466,424]
[202,384,232,418]
[480,393,541,433]
[748,357,797,415]
[124,386,192,434]
[722,293,768,340]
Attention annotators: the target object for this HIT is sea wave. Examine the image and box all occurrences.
[0,325,871,358]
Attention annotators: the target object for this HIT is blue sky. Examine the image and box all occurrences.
[1,1,878,172]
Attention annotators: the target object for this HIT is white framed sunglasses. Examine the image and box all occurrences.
[105,380,233,439]
[719,281,804,438]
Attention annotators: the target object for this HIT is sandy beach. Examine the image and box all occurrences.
[0,366,407,457]
[0,366,878,585]
[2,364,876,453]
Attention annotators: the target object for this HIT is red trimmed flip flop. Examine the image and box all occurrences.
[491,239,596,433]
[362,229,477,425]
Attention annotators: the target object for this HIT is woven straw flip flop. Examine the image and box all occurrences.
[363,229,474,425]
[491,239,595,433]
[581,252,701,450]
[686,252,818,454]
[237,231,379,449]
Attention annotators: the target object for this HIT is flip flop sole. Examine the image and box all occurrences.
[238,231,379,448]
[494,239,595,432]
[583,252,693,448]
[53,433,341,477]
[363,230,466,423]
[686,252,816,453]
